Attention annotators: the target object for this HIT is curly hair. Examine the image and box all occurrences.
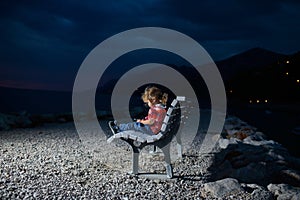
[142,86,168,105]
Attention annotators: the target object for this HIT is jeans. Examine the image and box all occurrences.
[118,122,154,135]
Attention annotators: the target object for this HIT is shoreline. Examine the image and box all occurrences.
[228,105,300,158]
[1,104,300,158]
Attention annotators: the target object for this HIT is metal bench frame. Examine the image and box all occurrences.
[107,96,186,178]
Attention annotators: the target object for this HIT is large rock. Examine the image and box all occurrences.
[0,113,12,130]
[0,112,33,130]
[267,184,300,200]
[14,111,33,128]
[207,116,300,187]
[202,178,244,198]
[245,184,274,200]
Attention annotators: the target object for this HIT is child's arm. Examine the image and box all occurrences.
[137,118,154,125]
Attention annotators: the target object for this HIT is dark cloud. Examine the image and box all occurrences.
[0,0,299,90]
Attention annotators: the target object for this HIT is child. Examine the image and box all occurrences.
[109,86,168,135]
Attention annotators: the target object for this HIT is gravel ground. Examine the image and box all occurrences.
[0,122,264,199]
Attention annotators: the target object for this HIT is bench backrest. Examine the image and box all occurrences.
[159,96,185,137]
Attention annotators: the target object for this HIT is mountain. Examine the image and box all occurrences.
[0,47,298,114]
[226,50,300,103]
[216,47,287,81]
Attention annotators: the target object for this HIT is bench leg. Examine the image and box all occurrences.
[132,152,139,174]
[165,164,173,179]
[177,143,182,159]
[153,145,157,153]
[176,132,183,159]
[149,145,157,154]
[132,147,140,175]
[161,144,173,178]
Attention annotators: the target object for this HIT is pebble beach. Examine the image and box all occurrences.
[1,117,300,199]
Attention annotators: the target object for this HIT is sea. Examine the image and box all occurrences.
[228,105,300,158]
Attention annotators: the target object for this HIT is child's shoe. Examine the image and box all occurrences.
[108,121,119,134]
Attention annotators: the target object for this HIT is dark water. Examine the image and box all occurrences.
[0,87,73,114]
[229,106,300,158]
[0,87,112,114]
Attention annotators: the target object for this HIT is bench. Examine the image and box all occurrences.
[107,96,186,178]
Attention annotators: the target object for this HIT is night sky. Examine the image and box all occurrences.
[1,0,299,91]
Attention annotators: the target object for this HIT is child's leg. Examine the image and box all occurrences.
[119,122,153,135]
[118,122,136,131]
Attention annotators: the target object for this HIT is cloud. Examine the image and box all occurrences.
[0,0,299,90]
[1,1,299,54]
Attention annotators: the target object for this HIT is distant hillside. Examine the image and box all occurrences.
[217,47,287,81]
[1,47,298,114]
[226,50,300,103]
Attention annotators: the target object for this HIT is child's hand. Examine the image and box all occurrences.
[137,119,142,123]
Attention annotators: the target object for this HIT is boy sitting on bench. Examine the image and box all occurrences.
[109,86,168,136]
